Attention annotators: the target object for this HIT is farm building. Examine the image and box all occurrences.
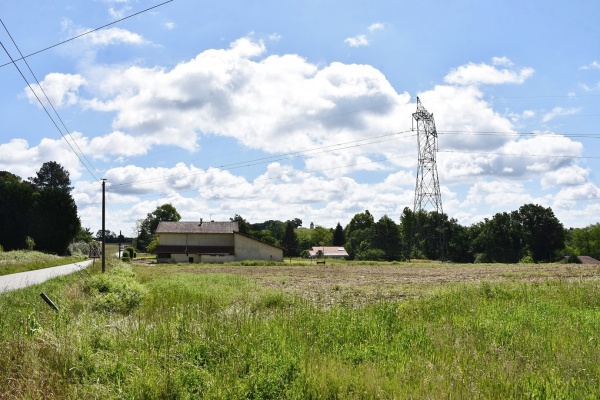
[308,246,349,259]
[154,221,284,263]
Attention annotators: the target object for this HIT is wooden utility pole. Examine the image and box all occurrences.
[102,178,106,273]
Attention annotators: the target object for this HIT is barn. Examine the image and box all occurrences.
[154,221,284,263]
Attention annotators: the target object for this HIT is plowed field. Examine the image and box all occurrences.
[180,262,600,306]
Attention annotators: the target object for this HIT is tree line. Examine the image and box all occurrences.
[0,162,80,255]
[1,162,597,263]
[135,202,594,264]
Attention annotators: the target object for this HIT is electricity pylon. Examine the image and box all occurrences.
[412,97,447,260]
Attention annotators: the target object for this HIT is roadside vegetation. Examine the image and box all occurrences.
[0,250,85,276]
[1,258,599,398]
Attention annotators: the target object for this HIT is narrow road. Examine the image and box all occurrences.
[0,259,93,294]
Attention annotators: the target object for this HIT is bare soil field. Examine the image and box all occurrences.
[177,262,600,307]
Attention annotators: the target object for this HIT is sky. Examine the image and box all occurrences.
[1,0,599,236]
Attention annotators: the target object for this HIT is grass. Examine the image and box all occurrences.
[0,260,599,398]
[0,250,86,276]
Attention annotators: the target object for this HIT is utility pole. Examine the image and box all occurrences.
[412,97,447,260]
[102,178,106,273]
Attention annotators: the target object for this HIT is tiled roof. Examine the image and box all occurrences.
[308,246,348,257]
[156,221,239,234]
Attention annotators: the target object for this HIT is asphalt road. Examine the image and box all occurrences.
[0,259,93,294]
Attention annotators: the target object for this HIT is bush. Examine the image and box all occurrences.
[84,264,147,313]
[68,241,91,257]
[125,246,136,259]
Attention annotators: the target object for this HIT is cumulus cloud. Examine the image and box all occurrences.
[0,137,84,180]
[25,73,86,108]
[444,59,534,85]
[84,36,410,166]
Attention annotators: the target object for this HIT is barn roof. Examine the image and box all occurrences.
[156,221,239,234]
[308,246,348,257]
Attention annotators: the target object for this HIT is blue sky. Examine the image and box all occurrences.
[1,0,599,235]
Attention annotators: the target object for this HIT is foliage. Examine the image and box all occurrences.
[0,164,80,255]
[75,227,94,243]
[28,187,81,255]
[333,222,345,246]
[570,223,600,260]
[344,210,375,259]
[148,203,182,235]
[230,214,251,235]
[282,220,299,256]
[311,226,333,247]
[68,240,92,256]
[83,263,147,313]
[28,161,72,192]
[25,236,35,251]
[125,246,136,259]
[146,235,159,253]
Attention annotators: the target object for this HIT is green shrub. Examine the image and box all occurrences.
[125,246,136,259]
[84,264,147,313]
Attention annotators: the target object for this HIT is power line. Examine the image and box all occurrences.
[0,0,174,68]
[1,19,102,183]
[0,40,103,182]
[107,130,416,189]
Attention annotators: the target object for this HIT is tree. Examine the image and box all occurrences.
[372,215,402,261]
[332,222,345,246]
[231,214,251,235]
[291,218,303,229]
[29,161,72,192]
[516,204,565,262]
[29,187,80,255]
[571,224,600,260]
[281,220,299,257]
[344,210,375,259]
[75,227,94,243]
[0,172,34,251]
[148,204,182,234]
[311,226,333,246]
[472,212,522,263]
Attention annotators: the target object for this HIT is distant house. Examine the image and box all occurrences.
[154,221,283,263]
[308,246,348,259]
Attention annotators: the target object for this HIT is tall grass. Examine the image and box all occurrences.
[1,261,599,398]
[0,250,85,276]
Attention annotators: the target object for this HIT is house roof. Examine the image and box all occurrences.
[156,221,239,234]
[308,246,348,257]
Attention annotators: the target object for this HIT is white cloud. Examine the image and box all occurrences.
[444,59,534,86]
[164,22,176,30]
[83,36,410,164]
[368,22,384,32]
[542,107,581,122]
[25,73,86,108]
[541,165,588,188]
[492,56,514,67]
[0,137,84,180]
[80,26,146,46]
[580,61,600,70]
[344,34,369,47]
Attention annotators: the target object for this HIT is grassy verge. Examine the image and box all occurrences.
[0,250,86,276]
[1,261,599,398]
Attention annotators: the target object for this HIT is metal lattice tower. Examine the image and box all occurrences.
[412,97,447,260]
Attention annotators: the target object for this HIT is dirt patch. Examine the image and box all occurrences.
[177,263,600,307]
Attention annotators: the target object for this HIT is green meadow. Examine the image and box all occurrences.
[1,257,599,398]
